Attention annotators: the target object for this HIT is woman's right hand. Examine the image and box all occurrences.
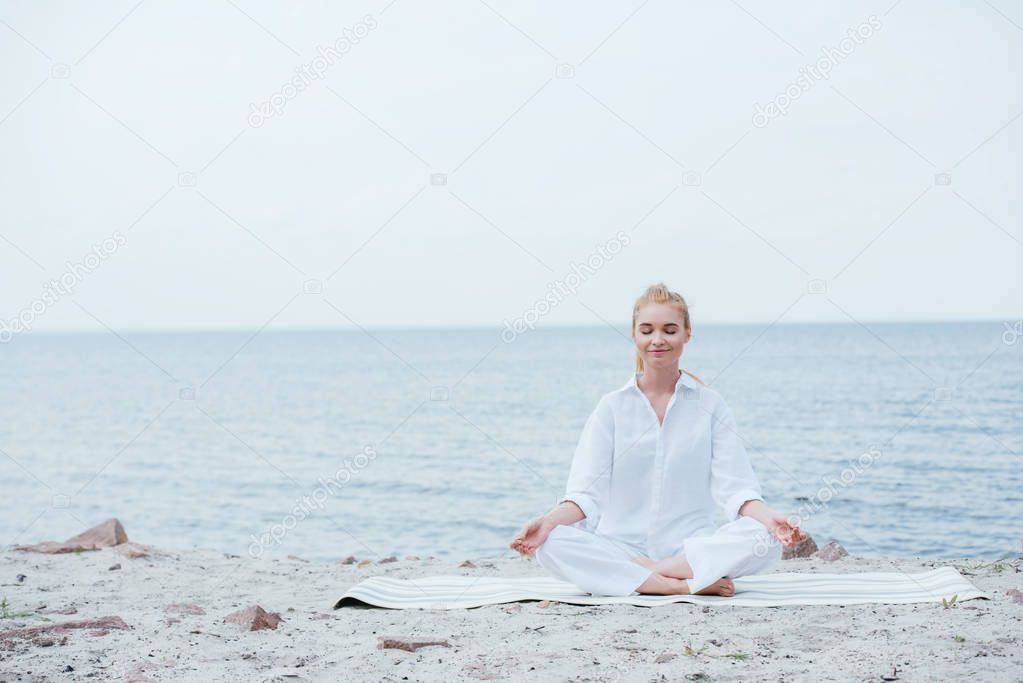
[510,516,555,556]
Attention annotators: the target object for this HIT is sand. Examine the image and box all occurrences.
[0,545,1020,682]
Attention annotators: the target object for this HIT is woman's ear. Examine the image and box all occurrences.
[683,327,692,343]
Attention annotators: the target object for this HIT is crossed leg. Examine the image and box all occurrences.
[534,525,736,597]
[634,516,783,595]
[631,555,735,596]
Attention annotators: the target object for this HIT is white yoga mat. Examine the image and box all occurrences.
[334,566,987,610]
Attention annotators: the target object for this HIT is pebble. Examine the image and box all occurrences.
[223,605,281,631]
[164,603,206,616]
[816,540,849,562]
[782,534,818,560]
[377,636,451,652]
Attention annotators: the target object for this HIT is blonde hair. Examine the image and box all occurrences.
[632,282,691,373]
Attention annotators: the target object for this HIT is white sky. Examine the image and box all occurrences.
[1,0,1021,333]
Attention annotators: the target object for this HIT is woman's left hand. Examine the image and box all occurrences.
[762,509,807,547]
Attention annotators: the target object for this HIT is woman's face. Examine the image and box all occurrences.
[632,302,691,370]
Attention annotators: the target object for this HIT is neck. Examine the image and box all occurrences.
[638,365,680,393]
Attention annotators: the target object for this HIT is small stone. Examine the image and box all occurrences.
[377,636,451,652]
[16,574,26,583]
[782,534,818,559]
[815,540,849,562]
[115,543,159,559]
[357,559,372,568]
[108,564,121,571]
[1006,588,1023,604]
[537,600,551,608]
[223,605,281,631]
[61,665,74,672]
[340,556,357,565]
[404,555,420,561]
[0,616,129,642]
[66,518,128,547]
[164,603,205,616]
[378,556,398,564]
[459,560,477,568]
[287,555,308,562]
[16,518,128,554]
[655,652,677,663]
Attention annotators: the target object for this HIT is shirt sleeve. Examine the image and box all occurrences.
[559,396,614,532]
[709,399,763,521]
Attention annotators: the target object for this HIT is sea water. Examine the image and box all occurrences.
[2,322,1019,562]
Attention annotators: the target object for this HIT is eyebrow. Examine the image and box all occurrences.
[638,322,679,327]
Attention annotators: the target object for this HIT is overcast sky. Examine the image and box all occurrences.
[1,0,1021,334]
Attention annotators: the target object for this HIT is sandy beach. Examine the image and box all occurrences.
[1,529,1021,682]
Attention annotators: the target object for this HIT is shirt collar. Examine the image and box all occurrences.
[619,369,699,395]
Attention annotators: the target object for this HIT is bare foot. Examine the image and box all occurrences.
[693,577,735,597]
[631,554,693,580]
[635,572,735,596]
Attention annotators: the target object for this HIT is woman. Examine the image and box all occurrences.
[510,283,807,597]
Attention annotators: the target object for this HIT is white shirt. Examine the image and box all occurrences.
[560,370,764,559]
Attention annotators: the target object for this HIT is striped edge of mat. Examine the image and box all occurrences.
[333,566,988,610]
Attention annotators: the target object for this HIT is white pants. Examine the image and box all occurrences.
[535,516,783,596]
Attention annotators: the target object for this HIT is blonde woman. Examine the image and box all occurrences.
[510,283,807,596]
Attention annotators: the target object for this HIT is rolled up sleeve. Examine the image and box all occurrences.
[560,396,614,532]
[709,400,763,521]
